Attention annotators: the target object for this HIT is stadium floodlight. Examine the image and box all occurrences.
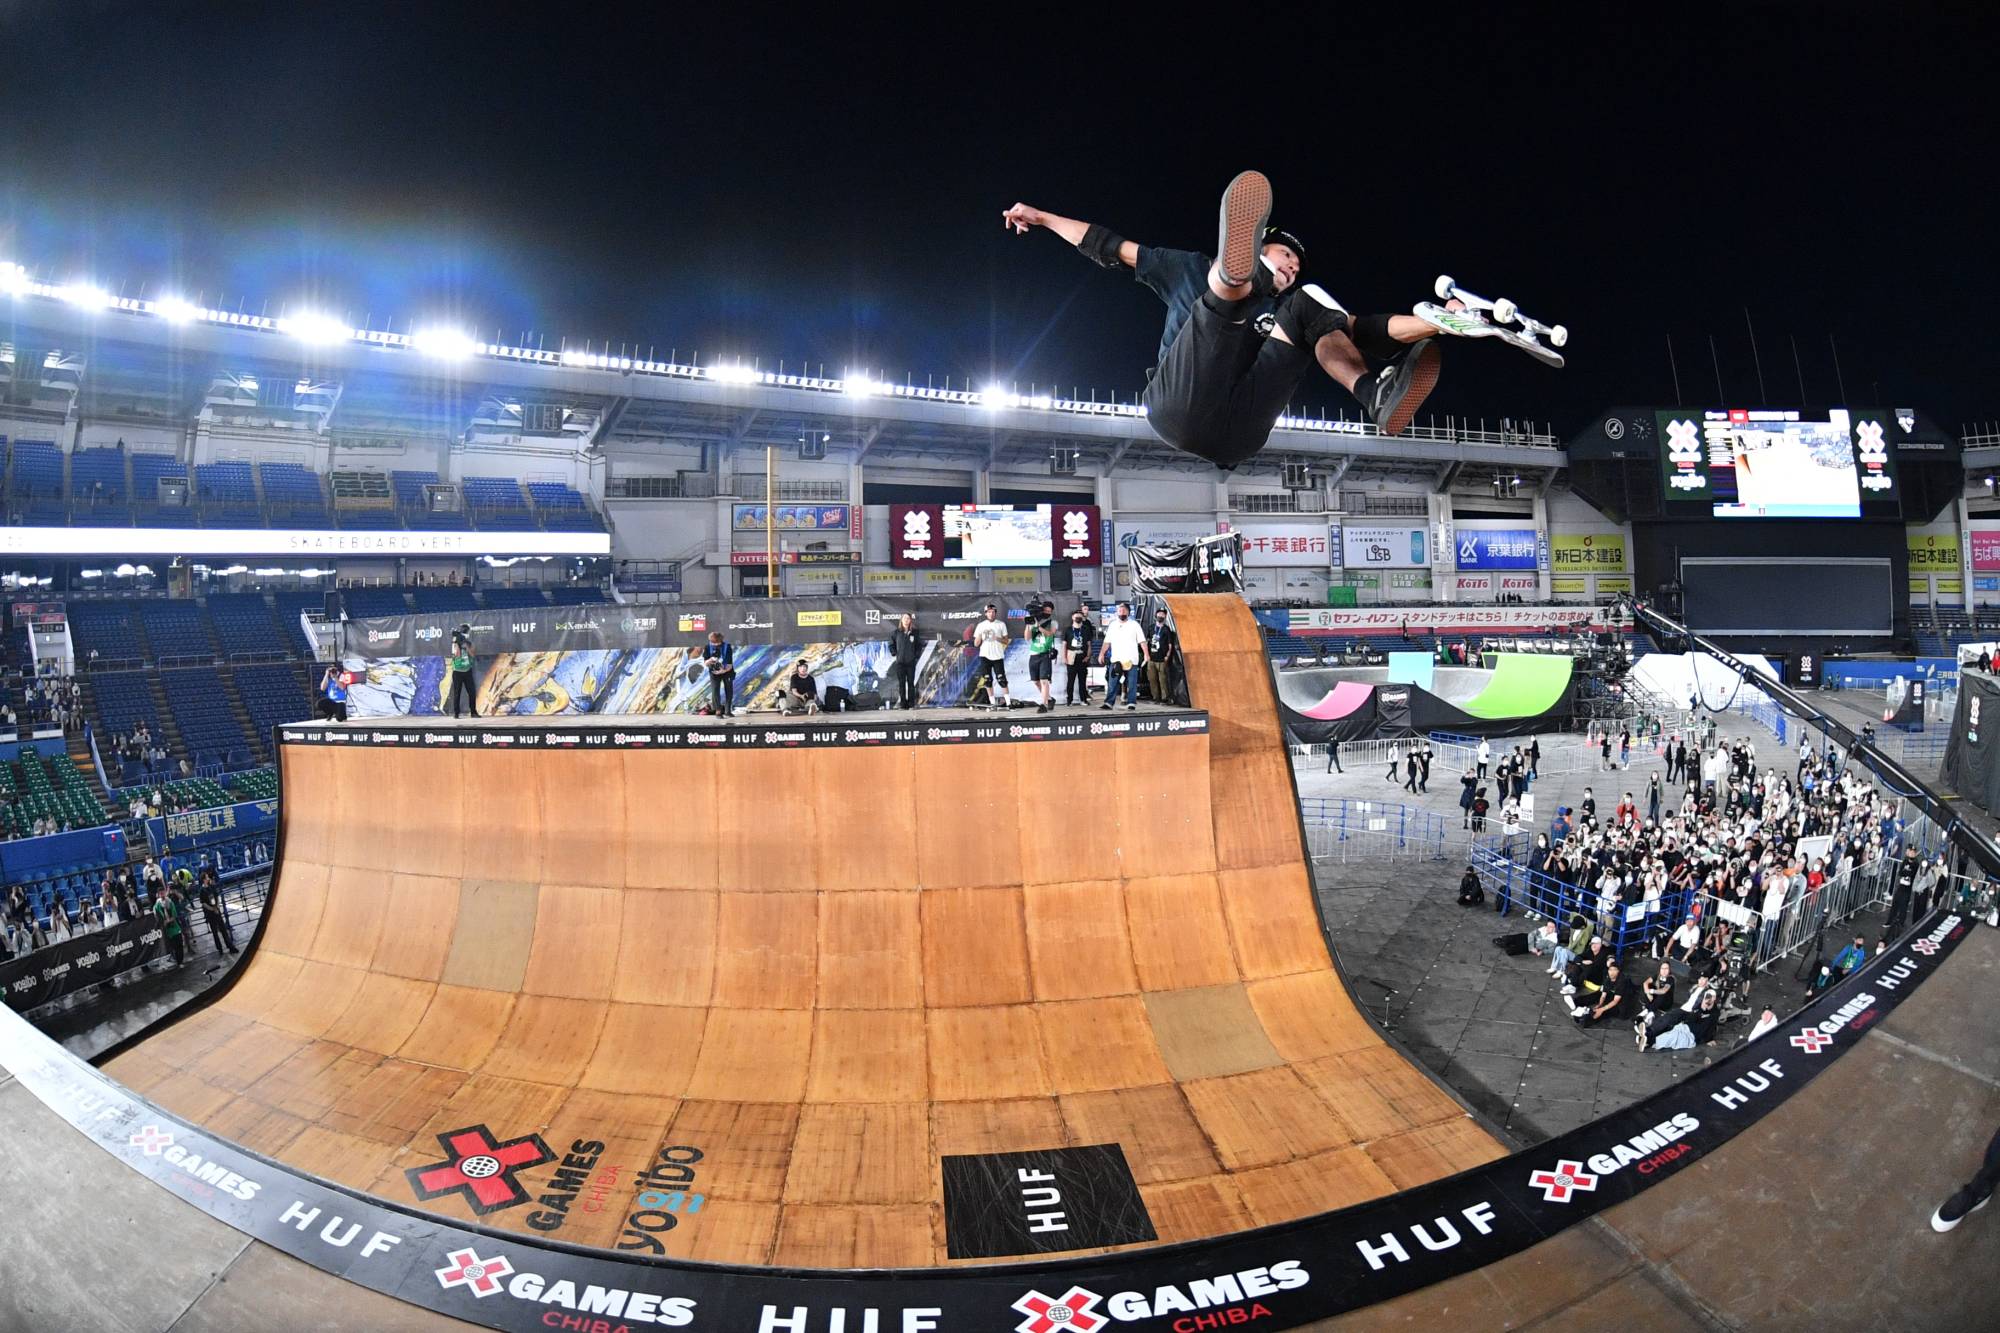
[706,362,758,385]
[0,263,27,296]
[412,327,478,361]
[58,282,115,310]
[843,374,877,398]
[981,384,1020,410]
[278,311,352,344]
[155,295,200,324]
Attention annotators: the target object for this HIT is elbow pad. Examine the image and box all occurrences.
[1079,222,1128,270]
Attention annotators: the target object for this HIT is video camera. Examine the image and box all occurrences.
[452,623,473,654]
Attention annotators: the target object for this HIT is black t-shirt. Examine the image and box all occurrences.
[1064,621,1094,654]
[1577,950,1610,990]
[1604,973,1640,1013]
[1643,973,1677,1011]
[1148,622,1178,658]
[790,671,817,699]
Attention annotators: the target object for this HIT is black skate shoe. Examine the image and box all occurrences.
[1361,339,1442,438]
[1215,171,1273,288]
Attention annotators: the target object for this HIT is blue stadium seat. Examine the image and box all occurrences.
[137,601,214,662]
[194,460,257,505]
[208,594,289,659]
[480,587,549,610]
[159,668,251,770]
[410,587,480,613]
[233,664,315,752]
[70,446,130,506]
[7,440,64,499]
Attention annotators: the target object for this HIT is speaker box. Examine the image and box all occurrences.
[323,591,343,619]
[1049,563,1073,592]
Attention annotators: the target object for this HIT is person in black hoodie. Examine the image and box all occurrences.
[888,613,923,709]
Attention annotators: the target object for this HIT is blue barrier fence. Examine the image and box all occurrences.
[1298,797,1451,861]
[1467,842,1696,955]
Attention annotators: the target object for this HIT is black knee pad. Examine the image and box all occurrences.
[1351,313,1402,364]
[1079,222,1127,269]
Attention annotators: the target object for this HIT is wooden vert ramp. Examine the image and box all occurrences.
[101,594,1500,1268]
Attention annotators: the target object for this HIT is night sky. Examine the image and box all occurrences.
[1,3,1994,434]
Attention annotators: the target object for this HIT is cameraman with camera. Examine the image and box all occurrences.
[447,624,479,718]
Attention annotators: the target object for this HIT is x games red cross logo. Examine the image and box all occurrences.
[405,1124,553,1215]
[434,1247,513,1297]
[1013,1286,1105,1333]
[1911,937,1940,955]
[1790,1028,1832,1054]
[1528,1159,1598,1203]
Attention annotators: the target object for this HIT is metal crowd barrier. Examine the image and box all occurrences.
[1466,842,1694,955]
[1299,797,1450,864]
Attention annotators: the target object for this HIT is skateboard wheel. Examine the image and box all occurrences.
[1550,324,1569,348]
[1492,298,1518,326]
[1434,274,1455,300]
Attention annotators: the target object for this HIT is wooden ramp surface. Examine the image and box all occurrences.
[104,595,1500,1268]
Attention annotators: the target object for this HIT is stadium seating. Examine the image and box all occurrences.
[130,453,188,505]
[480,587,549,609]
[391,469,441,507]
[527,482,586,510]
[463,477,528,511]
[411,587,480,613]
[90,672,166,756]
[7,440,64,499]
[339,586,411,618]
[67,602,146,666]
[259,462,326,508]
[158,668,252,769]
[70,446,130,506]
[194,461,257,505]
[548,587,608,605]
[4,755,106,836]
[271,592,326,657]
[233,665,314,754]
[137,601,214,662]
[229,767,279,801]
[208,594,288,659]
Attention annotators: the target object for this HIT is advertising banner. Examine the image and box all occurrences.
[1051,503,1102,564]
[1498,574,1538,594]
[1970,529,2000,573]
[0,856,1980,1330]
[1,916,167,1011]
[1453,529,1539,571]
[1550,532,1626,574]
[146,799,280,855]
[1340,525,1428,569]
[1289,607,1602,634]
[1231,523,1334,568]
[1454,574,1493,596]
[730,504,851,532]
[889,503,944,567]
[1908,531,1960,573]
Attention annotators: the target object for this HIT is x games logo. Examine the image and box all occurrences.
[406,1124,554,1215]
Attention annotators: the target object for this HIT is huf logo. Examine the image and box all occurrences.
[1528,1159,1598,1203]
[434,1247,512,1298]
[406,1125,554,1215]
[1013,1286,1105,1333]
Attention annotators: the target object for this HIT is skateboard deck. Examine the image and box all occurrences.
[1414,275,1566,368]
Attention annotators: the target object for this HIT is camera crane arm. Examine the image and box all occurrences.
[1612,594,2000,882]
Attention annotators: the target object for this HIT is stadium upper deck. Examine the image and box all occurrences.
[1,261,1564,488]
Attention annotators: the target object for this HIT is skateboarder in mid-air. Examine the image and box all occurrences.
[1002,170,1460,469]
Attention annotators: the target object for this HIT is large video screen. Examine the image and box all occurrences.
[1681,556,1892,636]
[1655,408,1899,519]
[944,505,1053,568]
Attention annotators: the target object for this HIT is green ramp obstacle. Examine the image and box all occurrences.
[1460,653,1573,719]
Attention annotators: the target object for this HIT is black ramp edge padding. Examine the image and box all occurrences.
[0,905,1976,1332]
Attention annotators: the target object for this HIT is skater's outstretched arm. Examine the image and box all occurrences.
[1002,203,1138,269]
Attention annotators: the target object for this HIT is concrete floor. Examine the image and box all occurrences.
[1299,715,1902,1145]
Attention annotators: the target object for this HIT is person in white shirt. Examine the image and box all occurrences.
[1476,737,1491,780]
[970,604,1012,710]
[1097,602,1151,710]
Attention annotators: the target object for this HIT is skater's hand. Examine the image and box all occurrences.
[1001,203,1046,234]
[1446,298,1466,312]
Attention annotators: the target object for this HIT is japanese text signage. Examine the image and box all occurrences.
[1340,525,1428,569]
[1454,529,1539,571]
[1550,533,1627,574]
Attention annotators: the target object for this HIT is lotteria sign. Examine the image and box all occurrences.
[0,897,1973,1331]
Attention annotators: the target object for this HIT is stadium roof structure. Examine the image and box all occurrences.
[2,267,1564,490]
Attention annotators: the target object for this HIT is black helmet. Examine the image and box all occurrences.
[1262,226,1305,264]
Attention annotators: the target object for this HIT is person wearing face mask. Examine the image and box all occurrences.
[1144,608,1180,705]
[1062,607,1096,707]
[1097,602,1150,711]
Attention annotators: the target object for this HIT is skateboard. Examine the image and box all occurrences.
[1412,275,1567,368]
